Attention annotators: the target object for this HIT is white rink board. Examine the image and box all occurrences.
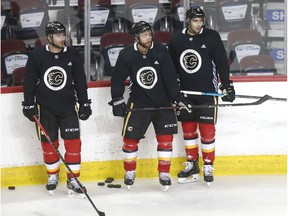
[1,81,287,168]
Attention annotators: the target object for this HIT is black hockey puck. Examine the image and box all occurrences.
[107,184,114,188]
[114,184,121,188]
[105,179,112,183]
[106,177,114,182]
[8,186,15,190]
[97,182,105,186]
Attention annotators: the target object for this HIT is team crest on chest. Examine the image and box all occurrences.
[136,66,158,89]
[180,49,202,74]
[44,66,67,91]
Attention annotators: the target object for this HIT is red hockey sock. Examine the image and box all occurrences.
[199,123,215,164]
[41,140,60,175]
[122,138,139,171]
[64,138,81,178]
[182,121,199,161]
[157,134,173,173]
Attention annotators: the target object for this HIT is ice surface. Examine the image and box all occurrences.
[1,175,287,216]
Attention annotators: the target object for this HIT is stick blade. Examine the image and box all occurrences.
[256,94,272,104]
[98,211,105,216]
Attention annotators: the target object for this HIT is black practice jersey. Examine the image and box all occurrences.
[23,45,88,113]
[168,28,230,93]
[111,42,180,108]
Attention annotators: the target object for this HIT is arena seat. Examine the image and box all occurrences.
[12,66,26,86]
[98,32,134,77]
[34,36,49,47]
[153,31,172,48]
[239,55,277,76]
[10,0,50,39]
[1,39,29,86]
[76,0,113,44]
[213,0,252,33]
[227,29,267,74]
[123,0,169,33]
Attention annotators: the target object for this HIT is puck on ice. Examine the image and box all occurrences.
[107,184,114,188]
[97,182,105,186]
[8,186,15,190]
[114,184,121,188]
[105,179,112,183]
[106,177,114,181]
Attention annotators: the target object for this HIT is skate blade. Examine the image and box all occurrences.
[161,185,170,192]
[206,182,212,188]
[67,189,86,199]
[127,185,132,191]
[178,174,199,184]
[48,189,56,196]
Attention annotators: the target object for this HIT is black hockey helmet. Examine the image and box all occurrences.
[186,6,205,19]
[45,21,66,36]
[130,21,153,38]
[185,6,206,27]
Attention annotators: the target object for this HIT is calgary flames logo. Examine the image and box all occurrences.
[136,66,158,89]
[180,49,202,74]
[44,66,67,91]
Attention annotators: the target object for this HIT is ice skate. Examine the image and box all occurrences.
[46,174,59,195]
[67,178,86,198]
[159,172,171,192]
[203,164,214,187]
[124,170,136,190]
[177,160,200,184]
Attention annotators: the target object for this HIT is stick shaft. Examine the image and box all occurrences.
[181,90,287,101]
[33,116,105,216]
[127,95,271,111]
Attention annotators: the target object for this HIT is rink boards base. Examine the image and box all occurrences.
[1,155,286,187]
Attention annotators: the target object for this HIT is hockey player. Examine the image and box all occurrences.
[168,6,235,186]
[109,21,191,191]
[22,21,92,196]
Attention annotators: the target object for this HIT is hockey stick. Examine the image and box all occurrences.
[181,90,287,102]
[127,95,271,111]
[33,115,105,216]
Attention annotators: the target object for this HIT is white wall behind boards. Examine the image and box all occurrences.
[1,81,287,168]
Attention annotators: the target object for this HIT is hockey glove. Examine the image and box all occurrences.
[219,80,235,102]
[108,97,127,117]
[174,93,192,112]
[22,101,38,122]
[78,99,92,120]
